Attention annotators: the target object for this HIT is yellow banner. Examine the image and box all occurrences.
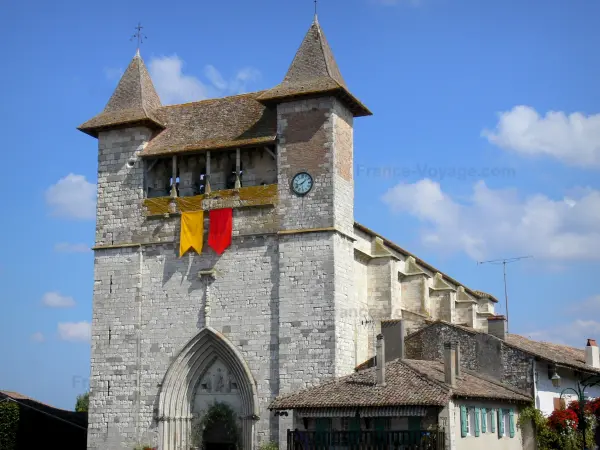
[179,210,204,257]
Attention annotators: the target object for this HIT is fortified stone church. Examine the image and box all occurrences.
[79,14,498,450]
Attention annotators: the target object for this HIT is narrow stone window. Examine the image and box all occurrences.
[108,327,111,345]
[107,380,111,396]
[109,275,112,294]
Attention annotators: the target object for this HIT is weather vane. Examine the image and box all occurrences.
[131,22,147,52]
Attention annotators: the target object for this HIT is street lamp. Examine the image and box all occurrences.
[556,371,600,450]
[552,372,561,388]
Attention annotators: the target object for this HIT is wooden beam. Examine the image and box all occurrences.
[264,146,276,159]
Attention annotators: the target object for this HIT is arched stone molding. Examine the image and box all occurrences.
[158,327,259,450]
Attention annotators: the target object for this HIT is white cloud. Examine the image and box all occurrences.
[382,178,600,261]
[103,67,123,81]
[58,322,91,342]
[149,55,261,105]
[30,332,45,343]
[523,296,600,347]
[204,65,228,90]
[482,105,600,167]
[45,174,96,220]
[42,292,76,308]
[54,242,91,253]
[149,55,212,104]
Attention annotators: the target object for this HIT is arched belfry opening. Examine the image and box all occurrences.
[158,327,259,450]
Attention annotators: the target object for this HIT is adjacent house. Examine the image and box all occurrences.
[402,316,600,416]
[0,390,88,450]
[270,334,534,450]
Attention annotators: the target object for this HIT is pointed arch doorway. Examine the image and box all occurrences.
[158,327,259,450]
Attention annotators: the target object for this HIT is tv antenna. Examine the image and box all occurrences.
[477,256,532,334]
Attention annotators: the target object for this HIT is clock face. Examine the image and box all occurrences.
[291,172,313,196]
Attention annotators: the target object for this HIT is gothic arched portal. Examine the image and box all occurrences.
[158,327,259,450]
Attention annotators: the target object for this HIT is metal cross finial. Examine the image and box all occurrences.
[314,0,318,16]
[131,22,147,52]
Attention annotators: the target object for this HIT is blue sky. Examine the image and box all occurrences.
[1,0,599,410]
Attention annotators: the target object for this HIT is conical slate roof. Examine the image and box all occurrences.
[258,17,371,117]
[78,52,164,137]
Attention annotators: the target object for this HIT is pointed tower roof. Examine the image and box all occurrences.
[78,52,164,137]
[258,17,371,117]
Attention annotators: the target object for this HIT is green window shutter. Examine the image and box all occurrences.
[481,408,487,433]
[474,408,480,437]
[498,409,504,437]
[349,417,361,445]
[509,409,515,438]
[460,405,468,437]
[490,409,496,433]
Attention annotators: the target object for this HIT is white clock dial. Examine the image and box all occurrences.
[291,172,313,196]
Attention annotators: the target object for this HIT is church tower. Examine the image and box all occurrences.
[258,15,371,439]
[78,14,370,450]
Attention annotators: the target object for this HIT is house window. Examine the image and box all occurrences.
[469,408,476,435]
[464,407,470,435]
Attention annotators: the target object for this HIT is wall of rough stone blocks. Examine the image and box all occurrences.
[96,127,153,246]
[277,98,336,231]
[332,100,354,237]
[90,235,281,449]
[404,323,534,393]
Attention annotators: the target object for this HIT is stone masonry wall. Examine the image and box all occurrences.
[96,127,153,246]
[90,236,280,449]
[332,99,354,237]
[401,274,427,315]
[404,323,534,393]
[276,98,336,231]
[90,128,282,449]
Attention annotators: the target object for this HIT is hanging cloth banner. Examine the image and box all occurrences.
[179,210,204,257]
[208,208,233,255]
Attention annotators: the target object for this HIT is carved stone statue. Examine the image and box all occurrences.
[215,368,225,392]
[200,371,212,392]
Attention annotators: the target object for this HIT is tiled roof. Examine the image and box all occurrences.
[505,334,600,374]
[78,52,164,137]
[404,360,531,402]
[269,359,531,410]
[141,92,277,157]
[0,390,67,411]
[353,223,498,303]
[257,17,371,117]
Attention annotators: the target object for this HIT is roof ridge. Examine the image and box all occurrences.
[396,359,452,395]
[158,91,268,110]
[314,19,333,80]
[137,54,149,118]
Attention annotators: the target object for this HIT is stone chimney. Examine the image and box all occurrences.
[381,319,405,361]
[444,342,456,387]
[488,315,507,340]
[585,339,600,369]
[376,334,386,386]
[455,342,461,378]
